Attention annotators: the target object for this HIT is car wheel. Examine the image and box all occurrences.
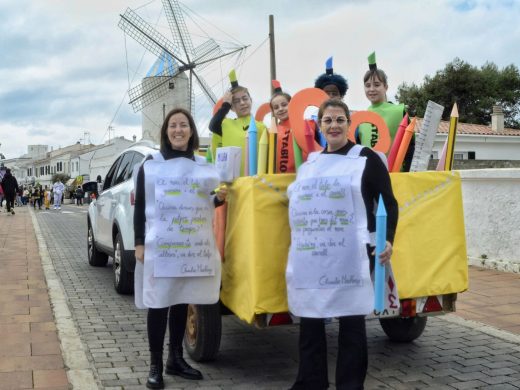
[87,222,108,267]
[113,232,134,295]
[379,316,428,342]
[184,303,222,362]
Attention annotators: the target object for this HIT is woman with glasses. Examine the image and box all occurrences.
[286,99,398,390]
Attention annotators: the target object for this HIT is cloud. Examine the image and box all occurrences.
[1,0,519,160]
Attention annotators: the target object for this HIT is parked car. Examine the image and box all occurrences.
[86,140,157,294]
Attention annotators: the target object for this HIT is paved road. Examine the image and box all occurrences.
[34,204,520,389]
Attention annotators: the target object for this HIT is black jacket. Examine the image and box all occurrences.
[1,173,19,195]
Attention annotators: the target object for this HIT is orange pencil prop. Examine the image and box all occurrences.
[391,117,416,173]
[387,114,409,171]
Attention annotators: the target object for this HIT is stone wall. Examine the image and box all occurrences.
[429,160,520,170]
[458,169,520,273]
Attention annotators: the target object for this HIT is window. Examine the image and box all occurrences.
[76,162,79,171]
[126,152,144,181]
[113,152,134,186]
[468,151,476,160]
[102,156,122,191]
[56,162,63,172]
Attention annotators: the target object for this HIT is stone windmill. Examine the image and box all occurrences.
[119,0,248,143]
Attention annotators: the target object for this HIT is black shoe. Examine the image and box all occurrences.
[11,210,15,215]
[165,348,202,380]
[146,353,164,389]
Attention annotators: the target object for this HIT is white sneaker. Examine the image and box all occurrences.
[53,206,57,210]
[58,207,61,210]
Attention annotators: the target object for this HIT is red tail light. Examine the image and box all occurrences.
[130,190,135,206]
[400,299,417,317]
[268,313,293,326]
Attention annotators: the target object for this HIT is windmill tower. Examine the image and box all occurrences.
[119,0,248,144]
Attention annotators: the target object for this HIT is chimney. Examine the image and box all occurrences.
[491,105,504,132]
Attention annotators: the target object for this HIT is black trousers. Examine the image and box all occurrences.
[147,304,188,354]
[292,315,367,390]
[5,194,15,212]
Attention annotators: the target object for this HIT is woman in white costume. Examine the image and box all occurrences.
[287,99,398,390]
[134,108,227,389]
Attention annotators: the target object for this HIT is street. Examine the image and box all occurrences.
[32,203,520,389]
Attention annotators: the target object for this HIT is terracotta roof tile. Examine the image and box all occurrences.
[416,118,520,136]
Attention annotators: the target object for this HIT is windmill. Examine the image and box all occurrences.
[119,0,248,120]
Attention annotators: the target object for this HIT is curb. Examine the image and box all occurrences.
[29,208,100,390]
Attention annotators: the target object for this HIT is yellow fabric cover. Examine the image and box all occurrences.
[220,171,468,324]
[391,171,468,298]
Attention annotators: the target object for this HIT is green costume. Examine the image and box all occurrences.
[358,102,406,148]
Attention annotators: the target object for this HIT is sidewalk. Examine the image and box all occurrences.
[0,206,70,389]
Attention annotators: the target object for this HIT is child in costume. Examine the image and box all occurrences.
[357,52,415,171]
[44,185,51,210]
[270,80,295,173]
[208,70,266,175]
[314,56,348,100]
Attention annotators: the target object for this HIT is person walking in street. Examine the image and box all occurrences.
[52,180,65,210]
[0,182,4,212]
[33,186,41,210]
[286,99,398,390]
[134,108,227,389]
[43,185,51,209]
[75,185,84,206]
[1,168,19,215]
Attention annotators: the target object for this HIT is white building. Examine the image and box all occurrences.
[71,136,135,183]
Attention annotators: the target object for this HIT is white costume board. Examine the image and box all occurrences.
[215,146,241,182]
[286,146,374,318]
[134,153,222,309]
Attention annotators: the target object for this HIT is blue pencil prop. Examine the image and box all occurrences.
[375,194,387,313]
[248,116,258,175]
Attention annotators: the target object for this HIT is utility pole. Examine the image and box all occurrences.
[269,15,276,94]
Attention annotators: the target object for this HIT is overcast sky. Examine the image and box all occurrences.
[1,0,519,159]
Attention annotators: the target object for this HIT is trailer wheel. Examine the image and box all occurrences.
[184,303,222,362]
[379,316,427,342]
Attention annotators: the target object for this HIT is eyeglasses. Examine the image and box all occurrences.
[320,116,348,126]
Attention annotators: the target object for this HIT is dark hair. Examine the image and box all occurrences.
[318,99,351,123]
[160,108,199,152]
[230,86,250,97]
[363,68,388,87]
[269,91,292,109]
[314,73,348,97]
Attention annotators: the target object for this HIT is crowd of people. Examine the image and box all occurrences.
[0,174,86,213]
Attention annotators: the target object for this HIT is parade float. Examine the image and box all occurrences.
[182,85,469,362]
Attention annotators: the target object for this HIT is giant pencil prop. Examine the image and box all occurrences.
[444,103,459,171]
[387,114,409,171]
[391,117,416,173]
[375,194,387,312]
[244,132,249,176]
[292,136,303,171]
[304,120,317,153]
[436,138,448,171]
[248,116,258,175]
[257,130,268,174]
[268,117,277,174]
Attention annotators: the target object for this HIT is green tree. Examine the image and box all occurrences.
[396,58,520,129]
[51,173,70,184]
